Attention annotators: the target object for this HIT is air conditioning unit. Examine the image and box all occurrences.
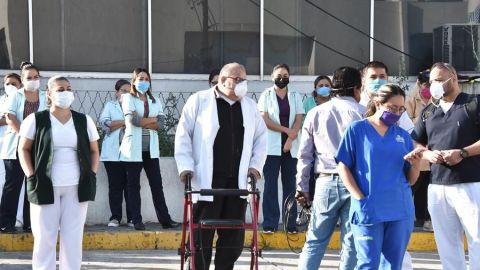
[433,23,480,72]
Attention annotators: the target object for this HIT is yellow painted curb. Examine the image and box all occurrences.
[0,230,463,252]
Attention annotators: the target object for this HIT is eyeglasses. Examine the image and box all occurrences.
[225,76,246,84]
[384,104,406,114]
[211,81,218,85]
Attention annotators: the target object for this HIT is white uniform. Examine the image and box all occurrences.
[20,113,99,270]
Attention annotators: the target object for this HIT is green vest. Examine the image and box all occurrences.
[26,110,96,205]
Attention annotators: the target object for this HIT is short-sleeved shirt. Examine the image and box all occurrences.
[19,113,100,186]
[257,87,305,156]
[335,119,414,224]
[411,92,480,185]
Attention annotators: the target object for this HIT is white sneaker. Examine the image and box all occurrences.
[127,220,134,227]
[108,219,120,227]
[423,221,434,232]
[15,220,23,228]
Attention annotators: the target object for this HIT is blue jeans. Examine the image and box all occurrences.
[298,175,356,270]
[262,153,297,231]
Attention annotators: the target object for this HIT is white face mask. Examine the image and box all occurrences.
[4,85,18,96]
[23,80,40,92]
[234,80,248,99]
[52,91,75,109]
[430,77,451,100]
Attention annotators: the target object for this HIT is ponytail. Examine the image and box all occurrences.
[365,99,377,117]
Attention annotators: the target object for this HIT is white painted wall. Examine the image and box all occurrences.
[87,157,272,225]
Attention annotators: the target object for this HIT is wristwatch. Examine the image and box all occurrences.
[460,148,469,159]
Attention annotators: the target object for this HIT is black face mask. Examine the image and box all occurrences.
[274,77,289,89]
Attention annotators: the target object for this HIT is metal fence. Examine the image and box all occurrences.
[2,80,480,131]
[74,81,480,125]
[70,91,268,131]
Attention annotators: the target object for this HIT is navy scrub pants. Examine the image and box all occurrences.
[0,159,30,230]
[125,151,173,225]
[104,161,131,222]
[262,152,297,231]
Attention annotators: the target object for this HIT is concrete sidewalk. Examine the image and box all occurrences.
[0,249,443,269]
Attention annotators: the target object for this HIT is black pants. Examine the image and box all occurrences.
[0,159,30,229]
[412,171,431,222]
[125,152,172,224]
[104,161,131,222]
[193,175,247,270]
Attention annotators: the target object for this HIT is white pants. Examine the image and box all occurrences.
[402,251,413,270]
[30,185,88,270]
[428,182,480,270]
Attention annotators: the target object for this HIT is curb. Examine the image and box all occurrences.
[0,230,445,252]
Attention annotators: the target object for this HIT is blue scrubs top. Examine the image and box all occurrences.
[335,119,414,225]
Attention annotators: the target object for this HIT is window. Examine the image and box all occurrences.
[1,0,476,76]
[263,0,369,76]
[32,0,148,72]
[398,0,470,74]
[152,0,260,74]
[0,0,29,69]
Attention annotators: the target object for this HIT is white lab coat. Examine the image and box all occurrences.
[175,87,267,202]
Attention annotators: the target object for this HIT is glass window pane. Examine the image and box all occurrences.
[0,0,29,69]
[152,0,260,74]
[392,0,472,75]
[32,0,147,72]
[264,0,369,76]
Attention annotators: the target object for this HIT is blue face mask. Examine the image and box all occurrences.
[368,79,387,93]
[135,81,150,93]
[315,86,331,97]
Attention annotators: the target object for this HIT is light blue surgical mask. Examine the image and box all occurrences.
[368,79,387,93]
[135,81,150,93]
[315,86,331,97]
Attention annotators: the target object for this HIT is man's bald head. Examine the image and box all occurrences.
[219,63,246,78]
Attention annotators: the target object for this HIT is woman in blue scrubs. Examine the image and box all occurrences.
[335,84,423,269]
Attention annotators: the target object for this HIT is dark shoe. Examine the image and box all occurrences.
[414,220,424,228]
[161,221,180,229]
[134,222,145,231]
[0,226,17,234]
[23,226,32,233]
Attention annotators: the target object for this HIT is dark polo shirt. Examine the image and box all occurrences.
[411,92,480,185]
